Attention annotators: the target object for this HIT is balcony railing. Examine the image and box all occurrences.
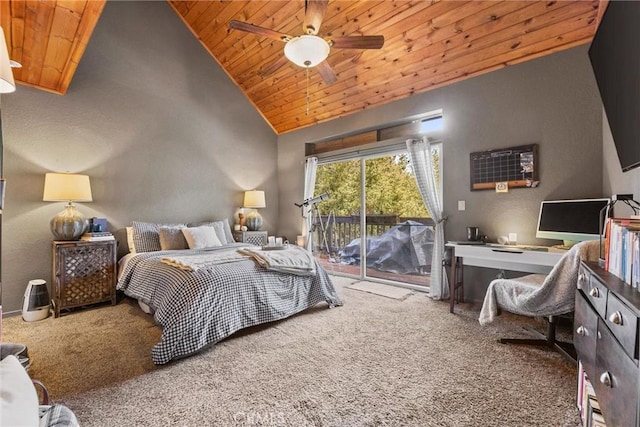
[312,214,434,254]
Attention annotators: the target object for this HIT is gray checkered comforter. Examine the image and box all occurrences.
[116,244,342,364]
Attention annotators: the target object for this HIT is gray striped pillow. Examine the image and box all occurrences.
[132,221,186,252]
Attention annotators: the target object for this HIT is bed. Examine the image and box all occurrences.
[117,241,342,365]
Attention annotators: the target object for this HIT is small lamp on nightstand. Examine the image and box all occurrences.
[243,190,266,231]
[43,172,93,240]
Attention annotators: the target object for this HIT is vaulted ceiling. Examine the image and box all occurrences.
[1,0,608,134]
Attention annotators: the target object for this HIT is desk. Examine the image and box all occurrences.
[446,243,565,313]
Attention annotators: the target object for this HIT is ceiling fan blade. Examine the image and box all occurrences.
[303,0,329,35]
[330,35,385,49]
[228,20,291,42]
[259,55,290,78]
[316,61,338,85]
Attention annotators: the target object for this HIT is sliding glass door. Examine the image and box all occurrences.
[311,145,440,289]
[363,153,432,286]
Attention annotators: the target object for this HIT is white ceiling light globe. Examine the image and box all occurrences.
[284,35,330,68]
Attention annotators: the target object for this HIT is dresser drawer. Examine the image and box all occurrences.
[574,292,598,375]
[593,320,639,427]
[605,293,639,360]
[585,272,608,319]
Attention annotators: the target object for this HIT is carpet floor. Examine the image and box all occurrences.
[2,276,581,426]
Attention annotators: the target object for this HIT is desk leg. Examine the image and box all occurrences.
[449,251,457,313]
[458,260,464,303]
[449,251,464,314]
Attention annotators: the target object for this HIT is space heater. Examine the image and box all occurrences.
[22,279,50,322]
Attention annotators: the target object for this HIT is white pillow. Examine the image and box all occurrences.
[182,226,222,249]
[187,219,234,245]
[0,355,39,426]
[126,226,136,254]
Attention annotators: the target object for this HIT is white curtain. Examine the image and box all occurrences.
[303,157,318,252]
[407,137,448,300]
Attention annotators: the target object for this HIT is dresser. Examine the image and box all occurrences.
[233,230,268,246]
[51,240,117,317]
[574,261,640,427]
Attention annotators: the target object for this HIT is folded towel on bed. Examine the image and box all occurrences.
[238,245,317,276]
[161,248,247,271]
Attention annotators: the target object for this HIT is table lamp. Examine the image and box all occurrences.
[43,173,92,240]
[243,190,265,231]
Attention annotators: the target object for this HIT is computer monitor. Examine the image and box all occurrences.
[536,198,610,247]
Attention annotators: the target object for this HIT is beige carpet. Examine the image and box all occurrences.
[2,276,581,427]
[346,280,415,300]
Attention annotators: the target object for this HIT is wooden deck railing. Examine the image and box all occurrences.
[313,214,434,254]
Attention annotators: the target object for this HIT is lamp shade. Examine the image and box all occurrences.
[284,35,330,68]
[0,26,15,94]
[43,173,92,202]
[243,190,266,209]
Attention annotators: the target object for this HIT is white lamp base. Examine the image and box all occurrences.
[50,203,88,240]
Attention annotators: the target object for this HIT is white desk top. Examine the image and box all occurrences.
[447,242,566,274]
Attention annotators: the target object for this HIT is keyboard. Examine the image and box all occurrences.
[487,244,549,252]
[448,241,485,245]
[518,246,549,252]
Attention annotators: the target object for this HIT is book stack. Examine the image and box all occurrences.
[577,362,606,427]
[80,231,115,242]
[603,217,640,289]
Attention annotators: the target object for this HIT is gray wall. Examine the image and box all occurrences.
[1,1,277,313]
[277,45,603,301]
[602,110,640,208]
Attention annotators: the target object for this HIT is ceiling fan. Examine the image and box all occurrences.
[228,0,385,86]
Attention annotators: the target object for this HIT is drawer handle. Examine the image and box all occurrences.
[608,311,623,325]
[576,325,586,336]
[589,287,600,298]
[599,372,612,388]
[577,273,586,289]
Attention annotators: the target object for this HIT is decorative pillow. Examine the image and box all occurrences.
[132,221,186,253]
[182,226,222,249]
[219,218,235,244]
[0,355,39,427]
[159,226,188,250]
[188,219,234,245]
[126,226,136,254]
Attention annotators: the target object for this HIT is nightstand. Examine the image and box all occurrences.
[51,240,117,317]
[233,230,268,246]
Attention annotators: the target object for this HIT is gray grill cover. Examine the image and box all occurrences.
[339,220,434,274]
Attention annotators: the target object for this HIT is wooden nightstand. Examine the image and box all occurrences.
[233,230,268,246]
[51,240,117,317]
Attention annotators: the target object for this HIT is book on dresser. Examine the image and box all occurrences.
[603,217,640,289]
[80,231,115,241]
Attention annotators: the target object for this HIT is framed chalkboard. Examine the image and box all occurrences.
[470,144,538,191]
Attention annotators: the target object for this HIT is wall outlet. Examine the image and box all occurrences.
[458,200,465,211]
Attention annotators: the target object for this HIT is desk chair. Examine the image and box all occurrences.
[478,240,600,363]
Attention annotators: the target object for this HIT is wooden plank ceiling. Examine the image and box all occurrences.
[1,0,106,95]
[2,1,606,134]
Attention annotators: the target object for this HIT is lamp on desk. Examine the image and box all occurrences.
[43,173,93,240]
[243,190,266,231]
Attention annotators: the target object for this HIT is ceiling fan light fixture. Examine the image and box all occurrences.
[0,26,16,93]
[284,35,330,68]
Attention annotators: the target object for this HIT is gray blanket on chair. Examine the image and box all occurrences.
[478,240,600,326]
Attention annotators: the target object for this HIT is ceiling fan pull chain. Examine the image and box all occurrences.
[306,66,310,116]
